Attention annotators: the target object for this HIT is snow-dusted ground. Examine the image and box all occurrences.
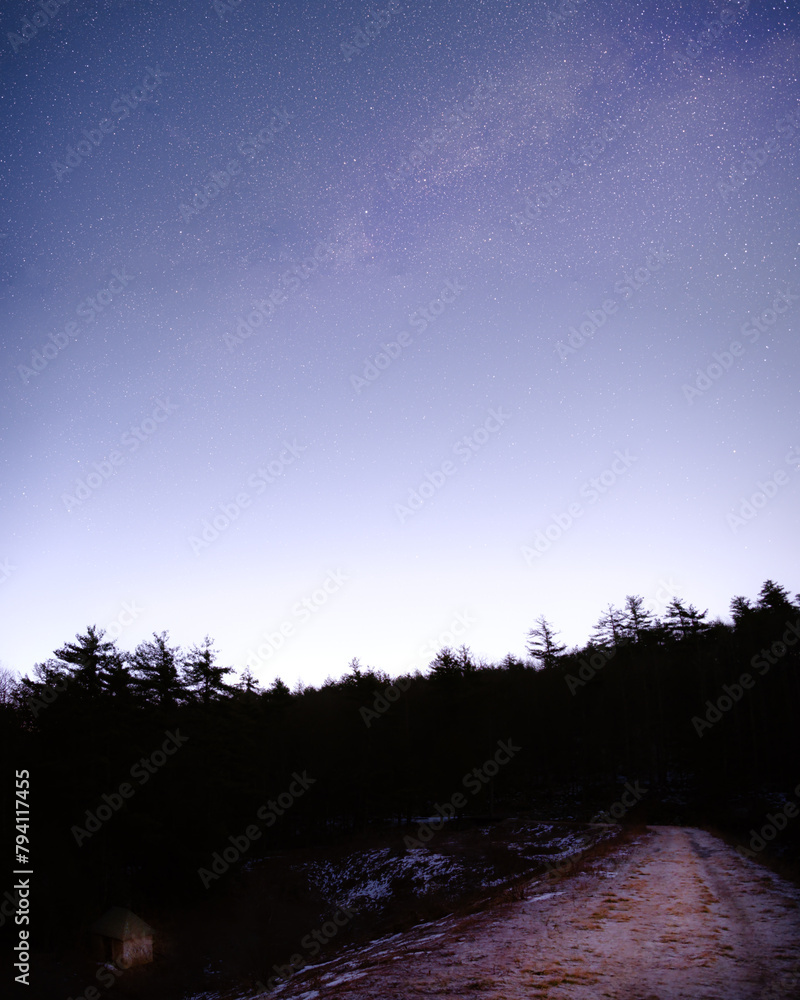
[289,822,605,914]
[236,826,800,999]
[300,846,468,910]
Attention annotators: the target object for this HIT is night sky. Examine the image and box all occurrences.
[2,0,798,688]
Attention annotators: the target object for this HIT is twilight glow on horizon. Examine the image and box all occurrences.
[2,0,798,689]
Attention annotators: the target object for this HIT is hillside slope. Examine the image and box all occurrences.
[241,826,800,999]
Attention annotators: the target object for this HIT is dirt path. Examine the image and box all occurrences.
[255,826,800,1000]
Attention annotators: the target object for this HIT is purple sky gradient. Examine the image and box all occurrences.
[2,0,798,688]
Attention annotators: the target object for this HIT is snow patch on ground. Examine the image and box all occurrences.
[297,846,469,911]
[289,822,612,918]
[257,827,800,999]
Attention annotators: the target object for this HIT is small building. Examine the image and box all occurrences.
[91,907,154,968]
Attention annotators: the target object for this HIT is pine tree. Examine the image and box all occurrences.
[131,631,185,708]
[730,595,753,625]
[53,625,118,697]
[342,657,364,688]
[526,615,566,668]
[664,597,709,639]
[0,666,17,706]
[591,604,626,647]
[429,646,462,678]
[755,580,797,615]
[455,644,476,674]
[102,650,134,700]
[266,676,292,705]
[235,668,261,696]
[620,595,655,643]
[498,652,528,671]
[182,636,233,705]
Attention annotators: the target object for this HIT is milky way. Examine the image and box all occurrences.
[2,0,798,685]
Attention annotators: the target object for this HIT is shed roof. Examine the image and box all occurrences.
[91,907,153,941]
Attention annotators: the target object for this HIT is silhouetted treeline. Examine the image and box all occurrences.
[2,579,799,950]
